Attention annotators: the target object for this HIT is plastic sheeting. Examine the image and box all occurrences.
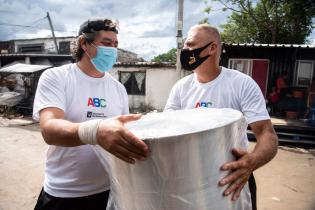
[2,73,26,96]
[93,108,252,210]
[0,91,23,107]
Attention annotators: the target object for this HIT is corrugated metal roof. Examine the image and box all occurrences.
[0,53,72,57]
[115,62,175,67]
[223,43,315,48]
[0,63,52,73]
[0,36,76,42]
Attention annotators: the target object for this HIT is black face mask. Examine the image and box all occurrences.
[180,42,212,71]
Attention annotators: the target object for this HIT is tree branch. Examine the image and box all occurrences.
[262,0,277,43]
[217,0,243,13]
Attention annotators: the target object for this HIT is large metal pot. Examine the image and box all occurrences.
[94,108,252,210]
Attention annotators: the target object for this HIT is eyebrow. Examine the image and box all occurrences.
[100,37,119,46]
[100,37,113,42]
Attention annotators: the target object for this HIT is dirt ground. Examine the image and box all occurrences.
[0,117,314,210]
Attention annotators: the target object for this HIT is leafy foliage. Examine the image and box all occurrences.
[151,48,177,63]
[204,0,315,44]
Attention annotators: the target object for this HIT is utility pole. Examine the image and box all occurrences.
[176,0,184,79]
[46,12,59,54]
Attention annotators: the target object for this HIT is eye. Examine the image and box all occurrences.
[185,41,194,48]
[100,42,112,47]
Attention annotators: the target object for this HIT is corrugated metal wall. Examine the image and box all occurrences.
[220,45,315,94]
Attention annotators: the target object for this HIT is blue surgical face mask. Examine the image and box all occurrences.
[87,44,117,73]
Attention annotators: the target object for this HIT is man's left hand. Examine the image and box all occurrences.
[219,148,257,201]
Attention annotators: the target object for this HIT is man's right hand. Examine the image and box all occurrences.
[96,114,149,164]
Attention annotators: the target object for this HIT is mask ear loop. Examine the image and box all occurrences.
[84,49,92,59]
[81,33,97,59]
[91,43,97,49]
[196,41,213,58]
[84,43,97,59]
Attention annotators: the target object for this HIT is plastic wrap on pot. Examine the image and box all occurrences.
[94,108,252,210]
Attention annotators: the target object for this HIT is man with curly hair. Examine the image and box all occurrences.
[33,19,149,210]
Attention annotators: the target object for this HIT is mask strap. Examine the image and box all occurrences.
[91,43,97,48]
[85,50,92,59]
[84,43,97,59]
[193,42,213,61]
[198,41,213,53]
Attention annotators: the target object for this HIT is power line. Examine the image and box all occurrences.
[23,16,48,26]
[0,15,48,28]
[1,16,76,37]
[0,23,35,28]
[1,16,48,37]
[0,22,76,33]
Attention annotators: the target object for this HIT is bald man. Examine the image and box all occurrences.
[165,24,278,210]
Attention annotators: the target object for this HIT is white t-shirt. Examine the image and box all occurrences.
[33,63,129,198]
[164,67,270,148]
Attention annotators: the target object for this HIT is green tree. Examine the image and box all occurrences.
[204,0,315,44]
[199,1,213,24]
[151,48,177,63]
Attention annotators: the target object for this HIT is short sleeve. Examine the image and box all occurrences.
[33,68,66,121]
[240,77,270,124]
[164,82,181,111]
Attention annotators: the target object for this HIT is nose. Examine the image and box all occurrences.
[183,43,190,50]
[183,46,193,51]
[183,41,194,50]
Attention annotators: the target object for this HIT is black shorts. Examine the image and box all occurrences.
[34,188,110,210]
[249,173,257,210]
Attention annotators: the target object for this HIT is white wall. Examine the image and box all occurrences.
[111,66,179,112]
[145,68,178,111]
[14,37,75,54]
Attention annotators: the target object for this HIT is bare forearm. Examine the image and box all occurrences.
[39,109,149,164]
[251,131,278,170]
[219,120,278,200]
[41,118,83,147]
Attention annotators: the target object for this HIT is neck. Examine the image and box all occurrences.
[76,56,105,78]
[194,60,221,83]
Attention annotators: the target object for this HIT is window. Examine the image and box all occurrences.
[228,59,253,76]
[59,41,70,54]
[296,60,314,86]
[119,72,145,95]
[18,44,44,53]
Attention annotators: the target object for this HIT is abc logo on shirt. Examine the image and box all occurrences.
[195,101,213,108]
[87,97,107,108]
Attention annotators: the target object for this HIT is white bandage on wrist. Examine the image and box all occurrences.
[78,119,103,145]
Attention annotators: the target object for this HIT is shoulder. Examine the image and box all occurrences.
[38,64,77,90]
[41,63,73,79]
[223,67,256,86]
[223,67,251,80]
[173,73,194,89]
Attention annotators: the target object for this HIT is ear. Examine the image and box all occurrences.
[208,43,217,55]
[78,35,88,52]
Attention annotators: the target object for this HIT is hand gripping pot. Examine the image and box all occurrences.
[93,108,252,210]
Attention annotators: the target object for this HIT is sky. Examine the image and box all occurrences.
[0,0,314,60]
